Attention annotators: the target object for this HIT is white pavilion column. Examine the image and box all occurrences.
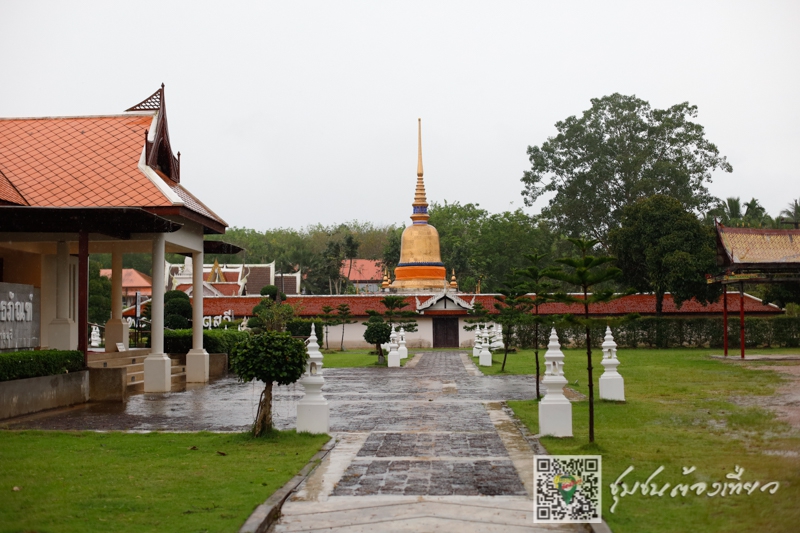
[49,241,76,350]
[186,250,209,383]
[104,248,129,352]
[144,234,171,392]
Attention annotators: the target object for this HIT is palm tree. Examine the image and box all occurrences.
[709,197,743,225]
[780,199,800,228]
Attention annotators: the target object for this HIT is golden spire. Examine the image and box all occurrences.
[411,118,429,224]
[450,268,458,290]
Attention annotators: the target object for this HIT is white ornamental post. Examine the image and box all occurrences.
[387,326,401,367]
[538,328,572,437]
[473,325,483,357]
[398,327,408,359]
[491,324,504,350]
[599,326,625,401]
[479,327,493,367]
[296,324,329,434]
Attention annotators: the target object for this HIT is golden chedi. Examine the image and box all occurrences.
[390,119,448,292]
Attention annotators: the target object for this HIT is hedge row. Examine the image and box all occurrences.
[164,329,250,354]
[511,316,800,349]
[0,350,84,382]
[285,319,325,344]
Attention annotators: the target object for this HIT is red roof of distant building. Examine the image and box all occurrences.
[99,268,152,294]
[341,260,383,282]
[197,292,781,318]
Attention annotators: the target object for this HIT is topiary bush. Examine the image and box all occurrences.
[285,319,325,345]
[230,331,307,436]
[163,329,249,354]
[0,350,84,382]
[165,314,189,330]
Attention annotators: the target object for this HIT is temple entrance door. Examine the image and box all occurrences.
[433,317,459,348]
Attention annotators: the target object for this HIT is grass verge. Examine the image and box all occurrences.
[505,348,800,533]
[0,430,329,533]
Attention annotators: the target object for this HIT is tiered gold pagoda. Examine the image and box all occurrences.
[389,119,449,292]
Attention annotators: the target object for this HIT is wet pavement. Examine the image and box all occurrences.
[5,351,584,532]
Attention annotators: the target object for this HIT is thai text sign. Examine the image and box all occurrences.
[0,282,41,351]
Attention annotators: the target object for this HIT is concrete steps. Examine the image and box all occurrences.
[87,350,187,393]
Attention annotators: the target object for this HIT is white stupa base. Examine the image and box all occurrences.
[144,354,171,392]
[296,400,330,434]
[104,319,129,352]
[388,351,401,367]
[539,398,573,437]
[48,318,76,351]
[479,350,492,367]
[186,350,209,383]
[398,347,408,359]
[599,375,625,401]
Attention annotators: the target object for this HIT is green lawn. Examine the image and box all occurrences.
[498,348,800,533]
[321,349,410,368]
[0,430,329,533]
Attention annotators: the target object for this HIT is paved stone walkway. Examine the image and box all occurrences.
[5,352,586,532]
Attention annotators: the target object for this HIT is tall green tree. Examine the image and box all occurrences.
[319,305,337,350]
[336,303,357,351]
[548,238,622,443]
[493,272,533,372]
[610,195,721,318]
[88,260,112,325]
[521,93,733,248]
[519,253,558,400]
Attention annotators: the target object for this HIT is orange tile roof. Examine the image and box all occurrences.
[0,115,175,208]
[341,259,383,282]
[99,268,152,289]
[718,226,800,265]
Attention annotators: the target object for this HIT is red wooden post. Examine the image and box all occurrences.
[739,283,745,359]
[723,285,728,356]
[78,230,89,365]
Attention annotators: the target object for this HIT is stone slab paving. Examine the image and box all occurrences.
[4,351,584,532]
[274,352,584,533]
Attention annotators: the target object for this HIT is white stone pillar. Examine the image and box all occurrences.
[539,328,572,437]
[144,234,171,392]
[104,248,129,352]
[599,326,625,401]
[387,326,400,367]
[296,324,329,433]
[49,241,76,350]
[479,329,493,367]
[398,327,408,359]
[473,325,482,357]
[186,250,209,383]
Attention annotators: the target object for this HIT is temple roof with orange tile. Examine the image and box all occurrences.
[0,113,225,231]
[717,225,800,267]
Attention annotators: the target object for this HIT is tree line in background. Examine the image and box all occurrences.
[88,92,800,317]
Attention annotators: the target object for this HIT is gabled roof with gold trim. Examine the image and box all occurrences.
[716,223,800,268]
[0,86,227,233]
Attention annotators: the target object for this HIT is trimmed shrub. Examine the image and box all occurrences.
[165,298,193,320]
[164,290,191,303]
[260,285,286,301]
[164,329,249,354]
[165,314,189,330]
[285,319,325,345]
[0,350,84,382]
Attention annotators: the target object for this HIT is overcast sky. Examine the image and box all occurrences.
[1,1,798,232]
